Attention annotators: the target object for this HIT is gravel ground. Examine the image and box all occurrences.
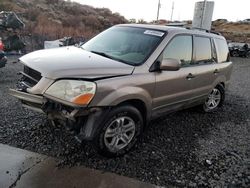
[0,56,249,187]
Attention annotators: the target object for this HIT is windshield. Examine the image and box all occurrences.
[82,26,166,65]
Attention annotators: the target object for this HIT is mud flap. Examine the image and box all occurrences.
[76,107,111,141]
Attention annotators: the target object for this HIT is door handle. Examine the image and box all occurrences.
[214,69,220,74]
[186,73,195,80]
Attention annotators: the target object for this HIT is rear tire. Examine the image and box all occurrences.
[246,51,250,58]
[93,105,143,157]
[202,84,225,113]
[231,50,238,57]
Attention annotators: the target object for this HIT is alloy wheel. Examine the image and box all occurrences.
[104,116,136,152]
[205,88,221,110]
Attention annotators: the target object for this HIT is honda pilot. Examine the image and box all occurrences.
[10,24,232,157]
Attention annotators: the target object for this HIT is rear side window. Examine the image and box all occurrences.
[163,35,192,66]
[194,36,213,64]
[214,38,229,63]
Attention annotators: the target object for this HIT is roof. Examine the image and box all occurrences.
[116,24,225,40]
[118,24,185,31]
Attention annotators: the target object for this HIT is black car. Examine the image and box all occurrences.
[229,44,250,58]
[0,50,7,68]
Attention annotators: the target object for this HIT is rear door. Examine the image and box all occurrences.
[213,38,233,88]
[187,36,218,100]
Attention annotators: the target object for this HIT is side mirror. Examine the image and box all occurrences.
[160,58,181,71]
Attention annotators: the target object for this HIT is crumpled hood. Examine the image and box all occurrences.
[19,46,134,79]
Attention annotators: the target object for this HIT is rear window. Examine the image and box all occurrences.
[214,38,229,63]
[194,36,212,64]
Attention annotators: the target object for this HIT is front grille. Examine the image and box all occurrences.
[17,66,42,90]
[24,66,42,81]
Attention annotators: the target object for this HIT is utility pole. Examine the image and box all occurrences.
[170,1,175,21]
[157,0,161,21]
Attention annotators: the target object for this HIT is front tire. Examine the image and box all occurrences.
[93,105,143,157]
[203,84,225,112]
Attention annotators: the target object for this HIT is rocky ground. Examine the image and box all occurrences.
[0,56,249,187]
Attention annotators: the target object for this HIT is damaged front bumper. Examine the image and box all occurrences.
[9,89,110,141]
[9,89,45,113]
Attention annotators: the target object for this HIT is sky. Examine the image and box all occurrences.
[72,0,249,22]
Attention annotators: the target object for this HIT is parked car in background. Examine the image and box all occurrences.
[229,43,250,58]
[0,37,4,51]
[0,38,7,68]
[241,19,250,23]
[10,24,232,157]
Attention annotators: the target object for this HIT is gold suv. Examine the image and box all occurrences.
[10,24,232,157]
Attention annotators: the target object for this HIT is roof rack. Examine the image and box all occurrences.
[186,27,221,36]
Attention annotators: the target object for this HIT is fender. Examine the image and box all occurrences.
[91,86,152,117]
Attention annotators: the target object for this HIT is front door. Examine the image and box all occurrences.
[152,35,195,117]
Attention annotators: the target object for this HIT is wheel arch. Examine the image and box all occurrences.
[219,82,225,88]
[117,99,149,127]
[212,75,226,89]
[89,86,152,124]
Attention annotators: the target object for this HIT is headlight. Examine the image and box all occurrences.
[45,80,96,105]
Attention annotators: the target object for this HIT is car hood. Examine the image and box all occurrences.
[19,46,135,79]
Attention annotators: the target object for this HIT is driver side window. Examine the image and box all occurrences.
[163,35,193,67]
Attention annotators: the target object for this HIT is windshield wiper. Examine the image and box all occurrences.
[90,51,113,59]
[90,51,131,65]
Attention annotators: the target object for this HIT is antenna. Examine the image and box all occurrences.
[157,0,161,21]
[170,1,175,21]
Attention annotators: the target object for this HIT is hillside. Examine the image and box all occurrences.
[0,0,127,50]
[164,19,250,43]
[212,20,250,43]
[1,0,250,51]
